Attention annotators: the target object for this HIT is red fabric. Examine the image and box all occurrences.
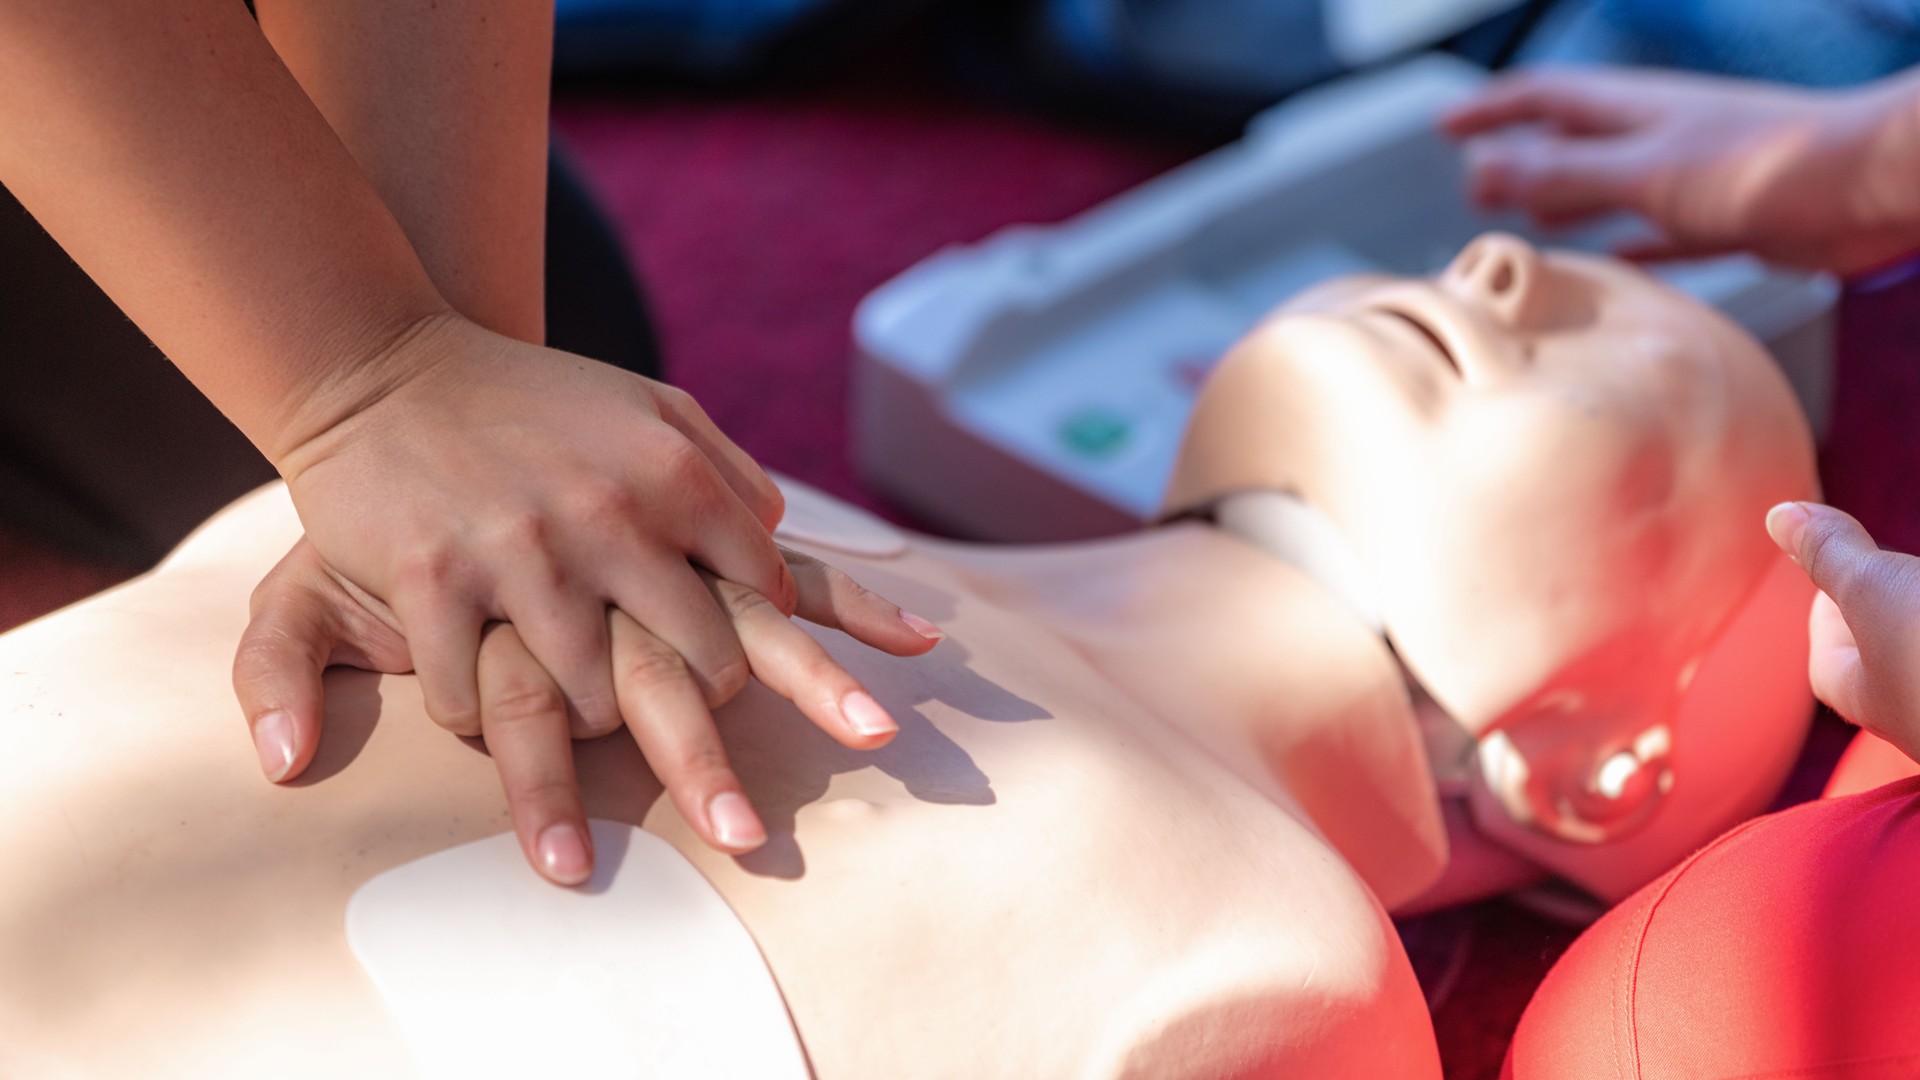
[1508,777,1920,1079]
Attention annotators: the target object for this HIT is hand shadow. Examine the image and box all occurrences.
[437,569,1053,881]
[730,625,1053,879]
[288,668,386,787]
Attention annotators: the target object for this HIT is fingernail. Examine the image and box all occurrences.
[840,690,897,738]
[899,610,945,642]
[708,791,766,851]
[252,710,296,782]
[1766,501,1810,560]
[537,823,592,885]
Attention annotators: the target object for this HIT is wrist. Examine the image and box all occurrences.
[264,304,468,476]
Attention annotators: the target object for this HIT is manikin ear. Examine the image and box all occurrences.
[1463,553,1815,904]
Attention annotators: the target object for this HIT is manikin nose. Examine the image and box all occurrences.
[1441,232,1543,329]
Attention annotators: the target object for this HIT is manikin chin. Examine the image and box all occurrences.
[0,234,1815,1078]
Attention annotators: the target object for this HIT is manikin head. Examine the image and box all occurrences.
[1165,233,1818,844]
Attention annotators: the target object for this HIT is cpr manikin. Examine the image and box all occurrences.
[0,234,1817,1077]
[1168,233,1818,907]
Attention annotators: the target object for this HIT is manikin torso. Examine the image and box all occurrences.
[0,484,1443,1078]
[0,234,1818,1077]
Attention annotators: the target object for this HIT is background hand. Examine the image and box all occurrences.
[1442,67,1920,275]
[234,537,943,884]
[1768,501,1920,763]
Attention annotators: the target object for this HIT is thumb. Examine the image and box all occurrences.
[1769,498,1920,684]
[1465,131,1641,226]
[1805,588,1873,727]
[236,542,415,783]
[1766,502,1908,622]
[233,579,339,784]
[1771,501,1920,754]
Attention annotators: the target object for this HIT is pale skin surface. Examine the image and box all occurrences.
[0,1,871,884]
[0,485,1441,1079]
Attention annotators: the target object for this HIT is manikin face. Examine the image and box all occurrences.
[1167,233,1816,841]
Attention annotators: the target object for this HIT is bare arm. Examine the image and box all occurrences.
[3,0,917,887]
[255,0,552,343]
[239,0,594,880]
[0,0,449,459]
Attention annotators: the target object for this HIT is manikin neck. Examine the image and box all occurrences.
[1209,490,1479,793]
[1212,491,1383,634]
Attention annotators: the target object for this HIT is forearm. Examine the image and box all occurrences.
[0,0,451,462]
[256,0,554,344]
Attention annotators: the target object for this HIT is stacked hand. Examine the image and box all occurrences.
[1768,503,1920,764]
[1443,66,1920,276]
[241,314,942,884]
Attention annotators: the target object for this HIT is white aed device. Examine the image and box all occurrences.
[1324,0,1524,66]
[851,53,1838,542]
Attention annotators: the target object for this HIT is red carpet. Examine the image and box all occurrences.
[3,56,1916,1080]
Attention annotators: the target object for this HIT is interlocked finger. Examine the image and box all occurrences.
[704,569,899,750]
[477,621,592,885]
[609,609,765,854]
[393,588,486,738]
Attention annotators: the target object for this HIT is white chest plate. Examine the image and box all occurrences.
[346,821,810,1079]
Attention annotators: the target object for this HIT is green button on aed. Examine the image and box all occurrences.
[1059,408,1132,459]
